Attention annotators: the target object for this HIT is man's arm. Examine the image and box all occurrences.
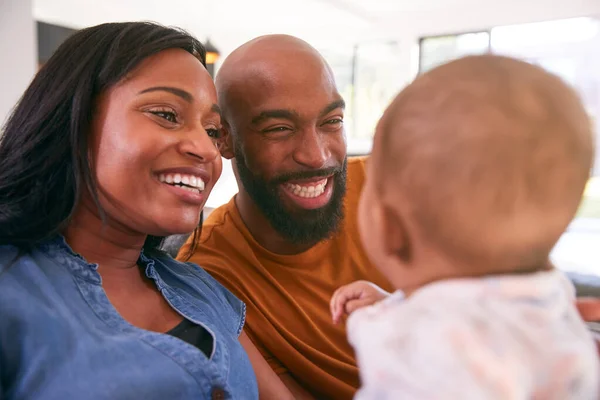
[239,330,313,399]
[279,374,314,400]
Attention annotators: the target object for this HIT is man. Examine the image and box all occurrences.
[178,35,392,399]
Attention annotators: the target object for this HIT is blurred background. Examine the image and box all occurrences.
[1,0,599,277]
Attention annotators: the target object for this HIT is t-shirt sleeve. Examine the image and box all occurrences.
[349,305,520,400]
[265,355,288,376]
[244,328,289,375]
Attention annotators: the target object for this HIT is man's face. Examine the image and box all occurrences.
[229,55,348,244]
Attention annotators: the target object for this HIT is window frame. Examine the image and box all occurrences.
[418,30,492,74]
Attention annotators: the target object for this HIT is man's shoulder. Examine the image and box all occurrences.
[343,156,369,209]
[198,199,243,246]
[347,156,368,176]
[181,200,250,280]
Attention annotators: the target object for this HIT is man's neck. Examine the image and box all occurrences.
[235,190,318,255]
[63,202,148,289]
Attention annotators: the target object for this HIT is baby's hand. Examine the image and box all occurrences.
[330,280,390,324]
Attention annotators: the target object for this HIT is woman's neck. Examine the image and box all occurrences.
[64,202,182,332]
[64,202,146,273]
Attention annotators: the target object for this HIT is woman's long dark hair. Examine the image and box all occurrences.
[0,22,206,253]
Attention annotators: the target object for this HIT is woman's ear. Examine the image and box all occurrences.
[217,122,235,159]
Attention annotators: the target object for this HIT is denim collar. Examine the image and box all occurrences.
[40,235,157,286]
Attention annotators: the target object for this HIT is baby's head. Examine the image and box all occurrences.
[359,54,594,292]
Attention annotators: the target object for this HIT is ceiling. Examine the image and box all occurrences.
[33,0,600,56]
[32,0,492,50]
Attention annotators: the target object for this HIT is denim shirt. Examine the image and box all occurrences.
[0,237,258,399]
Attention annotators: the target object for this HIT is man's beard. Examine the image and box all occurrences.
[234,151,347,245]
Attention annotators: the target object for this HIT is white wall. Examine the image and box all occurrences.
[0,0,36,127]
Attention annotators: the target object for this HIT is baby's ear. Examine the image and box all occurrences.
[216,122,234,159]
[381,201,411,266]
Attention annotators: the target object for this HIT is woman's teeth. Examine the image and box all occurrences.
[159,173,205,193]
[284,179,327,198]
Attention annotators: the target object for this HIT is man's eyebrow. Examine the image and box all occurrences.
[251,109,300,125]
[319,99,346,118]
[138,86,193,103]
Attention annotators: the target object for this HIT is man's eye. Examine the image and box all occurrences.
[149,110,178,123]
[263,126,291,133]
[325,118,343,125]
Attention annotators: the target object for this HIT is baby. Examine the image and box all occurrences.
[331,55,599,399]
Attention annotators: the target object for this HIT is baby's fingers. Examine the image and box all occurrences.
[331,284,363,324]
[330,287,348,324]
[345,297,376,314]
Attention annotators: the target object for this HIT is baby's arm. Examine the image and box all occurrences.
[330,280,390,324]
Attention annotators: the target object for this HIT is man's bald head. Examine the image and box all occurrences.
[373,55,594,270]
[215,35,335,125]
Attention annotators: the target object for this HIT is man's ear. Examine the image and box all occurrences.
[217,121,235,160]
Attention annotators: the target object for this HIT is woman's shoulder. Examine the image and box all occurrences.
[0,244,36,278]
[0,244,62,301]
[147,250,217,283]
[0,241,73,304]
[0,239,65,271]
[0,243,20,263]
[152,251,241,302]
[0,244,63,336]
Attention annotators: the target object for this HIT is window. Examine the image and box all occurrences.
[490,17,600,181]
[419,32,490,73]
[321,41,405,154]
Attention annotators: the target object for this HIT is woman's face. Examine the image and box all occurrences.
[90,49,222,236]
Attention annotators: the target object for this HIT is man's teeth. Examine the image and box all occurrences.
[284,179,327,198]
[158,173,205,191]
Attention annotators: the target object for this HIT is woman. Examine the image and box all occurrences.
[0,22,292,399]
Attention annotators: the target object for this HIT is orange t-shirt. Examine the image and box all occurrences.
[178,157,393,399]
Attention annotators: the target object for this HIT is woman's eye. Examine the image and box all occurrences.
[206,128,222,138]
[149,109,178,123]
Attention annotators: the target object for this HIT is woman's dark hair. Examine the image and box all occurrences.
[0,22,206,254]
